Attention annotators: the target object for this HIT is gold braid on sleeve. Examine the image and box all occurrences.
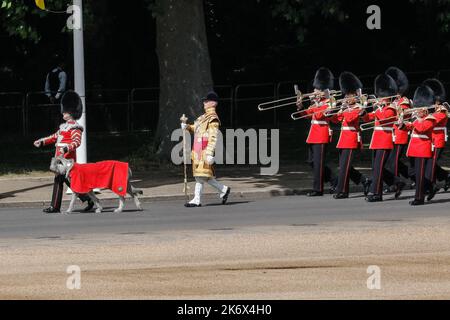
[205,121,219,157]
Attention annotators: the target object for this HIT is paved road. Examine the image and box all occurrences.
[1,190,450,239]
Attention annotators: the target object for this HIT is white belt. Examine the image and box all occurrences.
[311,120,328,125]
[374,126,393,131]
[341,126,357,131]
[411,134,429,139]
[433,127,448,142]
[56,143,69,147]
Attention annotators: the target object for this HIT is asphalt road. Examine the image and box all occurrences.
[1,189,450,239]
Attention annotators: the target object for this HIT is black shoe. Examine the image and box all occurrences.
[363,178,371,196]
[444,176,450,192]
[394,181,406,200]
[43,206,60,214]
[222,187,231,205]
[83,200,95,212]
[427,186,439,202]
[409,199,425,206]
[184,203,202,208]
[307,191,323,197]
[365,194,383,202]
[333,192,349,199]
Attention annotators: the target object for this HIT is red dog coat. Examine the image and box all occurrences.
[69,161,129,196]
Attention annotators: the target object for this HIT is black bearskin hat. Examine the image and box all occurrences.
[385,66,409,95]
[374,74,398,98]
[313,67,334,90]
[413,85,435,108]
[422,78,446,103]
[339,72,363,95]
[60,90,83,120]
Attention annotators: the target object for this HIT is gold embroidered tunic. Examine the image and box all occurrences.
[186,108,220,178]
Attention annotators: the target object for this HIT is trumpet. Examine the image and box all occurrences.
[258,86,341,111]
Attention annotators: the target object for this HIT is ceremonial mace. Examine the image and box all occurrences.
[180,114,189,200]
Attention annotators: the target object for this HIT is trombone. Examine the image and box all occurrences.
[364,94,401,109]
[360,103,449,131]
[323,94,371,117]
[257,86,341,111]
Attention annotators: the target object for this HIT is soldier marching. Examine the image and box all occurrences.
[258,66,450,206]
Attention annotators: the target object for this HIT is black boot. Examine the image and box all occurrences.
[409,199,425,206]
[333,192,349,199]
[394,181,406,200]
[307,191,323,197]
[43,206,60,214]
[427,186,439,202]
[184,203,202,208]
[83,200,95,212]
[363,178,371,196]
[444,175,450,192]
[365,194,383,202]
[222,187,231,205]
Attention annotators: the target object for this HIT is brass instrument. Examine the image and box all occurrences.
[360,103,449,131]
[323,94,371,117]
[290,95,338,120]
[258,86,341,111]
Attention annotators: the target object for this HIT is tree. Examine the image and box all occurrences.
[153,0,213,159]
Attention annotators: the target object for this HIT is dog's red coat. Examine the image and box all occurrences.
[69,161,129,196]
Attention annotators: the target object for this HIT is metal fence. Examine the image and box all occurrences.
[2,69,450,136]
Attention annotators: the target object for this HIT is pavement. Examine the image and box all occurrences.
[0,164,375,208]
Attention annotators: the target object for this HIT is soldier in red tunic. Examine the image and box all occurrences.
[422,79,450,200]
[401,85,436,205]
[362,74,401,202]
[33,91,93,214]
[328,72,370,199]
[297,67,337,196]
[384,67,413,187]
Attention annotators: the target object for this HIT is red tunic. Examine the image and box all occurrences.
[363,104,396,150]
[69,161,129,196]
[331,106,362,149]
[393,97,411,145]
[305,99,333,144]
[41,120,83,160]
[406,117,436,158]
[431,111,448,149]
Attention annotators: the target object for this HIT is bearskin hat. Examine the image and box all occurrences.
[374,74,398,98]
[422,78,446,103]
[413,85,435,108]
[339,72,363,95]
[385,66,409,95]
[60,90,83,120]
[313,67,334,90]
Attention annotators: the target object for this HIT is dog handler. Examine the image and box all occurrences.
[33,90,94,214]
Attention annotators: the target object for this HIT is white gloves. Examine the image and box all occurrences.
[181,123,187,130]
[206,155,215,165]
[33,140,43,148]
